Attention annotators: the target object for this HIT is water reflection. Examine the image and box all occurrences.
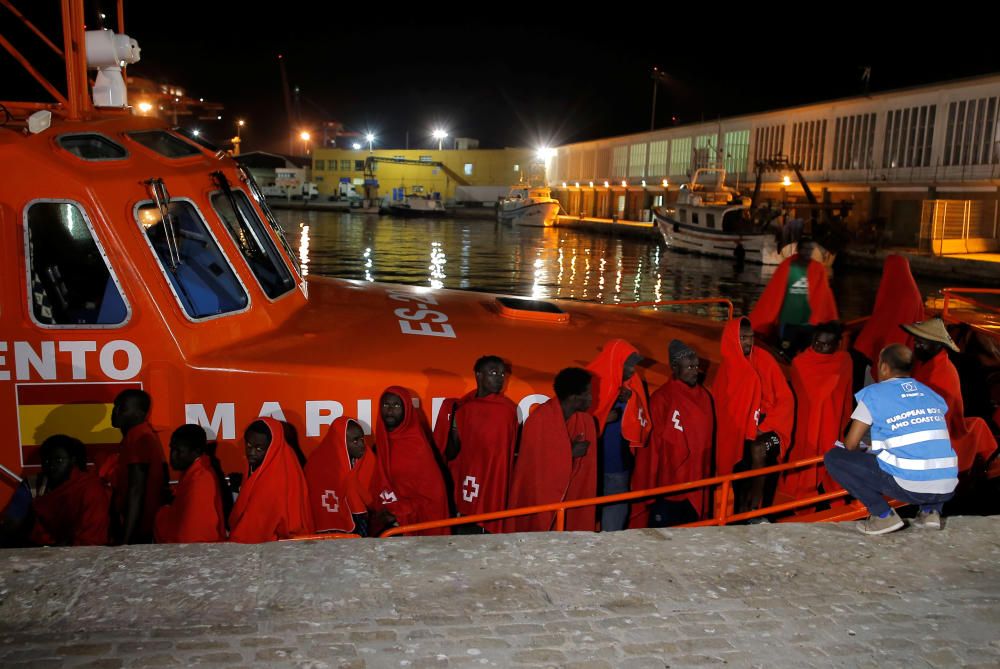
[275,211,947,321]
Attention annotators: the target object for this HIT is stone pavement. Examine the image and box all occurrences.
[1,517,999,669]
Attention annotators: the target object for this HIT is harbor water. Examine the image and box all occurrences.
[279,211,953,321]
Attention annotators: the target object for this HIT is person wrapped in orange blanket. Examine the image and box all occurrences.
[507,367,598,533]
[369,387,451,536]
[154,425,226,543]
[433,356,519,534]
[30,435,110,546]
[305,416,376,536]
[904,318,998,472]
[229,417,314,543]
[852,255,925,374]
[586,339,651,531]
[713,318,795,516]
[749,239,838,358]
[629,340,715,528]
[778,322,853,502]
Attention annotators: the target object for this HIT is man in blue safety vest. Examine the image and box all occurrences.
[824,343,958,535]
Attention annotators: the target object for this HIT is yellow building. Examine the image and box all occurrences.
[311,147,536,201]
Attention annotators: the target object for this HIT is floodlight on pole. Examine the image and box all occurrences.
[432,128,448,151]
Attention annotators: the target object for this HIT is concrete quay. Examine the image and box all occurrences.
[1,517,998,668]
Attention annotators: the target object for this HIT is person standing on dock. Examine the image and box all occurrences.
[749,239,838,358]
[433,356,519,534]
[370,387,451,536]
[903,318,998,473]
[305,417,376,537]
[586,340,651,532]
[778,322,853,502]
[228,418,314,543]
[629,340,715,528]
[825,344,957,534]
[713,318,795,517]
[154,425,227,544]
[506,368,598,533]
[102,389,167,545]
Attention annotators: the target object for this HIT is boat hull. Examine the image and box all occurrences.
[653,210,781,264]
[498,201,560,227]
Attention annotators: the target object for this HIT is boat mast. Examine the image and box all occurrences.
[61,0,91,120]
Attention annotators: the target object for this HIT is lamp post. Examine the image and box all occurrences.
[299,130,311,156]
[366,132,375,152]
[432,128,448,151]
[650,66,670,131]
[237,119,245,139]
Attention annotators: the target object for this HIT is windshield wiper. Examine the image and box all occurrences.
[144,178,181,270]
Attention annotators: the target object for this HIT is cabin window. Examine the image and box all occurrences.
[210,190,296,299]
[127,131,202,158]
[57,134,127,161]
[25,201,129,327]
[706,213,716,229]
[136,199,249,320]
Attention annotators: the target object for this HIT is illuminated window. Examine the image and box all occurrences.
[464,163,474,176]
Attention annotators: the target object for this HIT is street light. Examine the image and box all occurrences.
[432,128,448,151]
[237,119,245,139]
[352,143,362,150]
[366,132,375,152]
[137,101,153,114]
[299,130,311,156]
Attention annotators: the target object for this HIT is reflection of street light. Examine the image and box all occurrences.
[299,130,311,155]
[432,128,448,150]
[366,132,375,152]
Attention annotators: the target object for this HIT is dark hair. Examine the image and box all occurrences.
[39,434,87,471]
[244,420,272,444]
[880,344,913,375]
[554,367,591,401]
[170,424,207,455]
[474,355,505,374]
[115,388,151,415]
[814,320,844,340]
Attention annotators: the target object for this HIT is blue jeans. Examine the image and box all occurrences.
[824,448,954,516]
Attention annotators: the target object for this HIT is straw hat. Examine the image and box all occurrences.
[900,317,960,353]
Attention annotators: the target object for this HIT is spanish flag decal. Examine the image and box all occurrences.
[16,382,141,468]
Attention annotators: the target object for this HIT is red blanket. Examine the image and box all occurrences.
[914,351,998,472]
[586,339,651,446]
[448,391,518,533]
[853,255,925,364]
[712,319,795,475]
[779,349,853,499]
[229,417,315,543]
[304,417,374,533]
[154,455,226,543]
[506,398,598,532]
[100,420,166,542]
[370,386,450,535]
[629,380,715,527]
[749,256,838,337]
[31,469,110,546]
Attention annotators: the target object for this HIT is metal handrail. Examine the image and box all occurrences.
[942,287,1000,320]
[382,454,857,537]
[612,298,735,320]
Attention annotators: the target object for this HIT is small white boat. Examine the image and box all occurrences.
[497,185,561,227]
[384,192,447,217]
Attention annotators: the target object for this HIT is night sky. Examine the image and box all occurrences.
[5,3,1000,154]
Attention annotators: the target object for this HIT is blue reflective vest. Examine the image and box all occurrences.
[856,377,958,495]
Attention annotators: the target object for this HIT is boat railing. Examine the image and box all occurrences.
[941,287,1000,322]
[613,298,735,320]
[380,454,864,538]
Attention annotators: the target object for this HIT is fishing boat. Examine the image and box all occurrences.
[497,185,561,227]
[383,188,447,217]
